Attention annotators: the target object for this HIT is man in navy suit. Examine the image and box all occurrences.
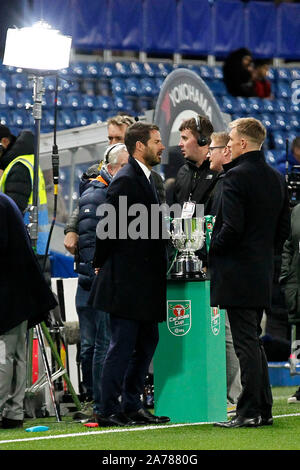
[89,122,170,427]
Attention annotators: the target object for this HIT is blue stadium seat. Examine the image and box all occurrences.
[265,150,278,168]
[212,66,223,80]
[220,96,236,114]
[65,92,83,109]
[114,96,134,113]
[274,114,288,130]
[274,99,288,114]
[276,82,291,99]
[291,68,300,81]
[208,80,227,96]
[95,95,115,111]
[41,110,55,131]
[0,90,17,109]
[98,63,116,78]
[81,94,98,110]
[75,109,92,126]
[16,90,32,109]
[10,73,29,90]
[91,110,108,124]
[11,109,31,128]
[276,67,291,82]
[291,103,300,114]
[0,110,12,126]
[60,78,80,93]
[115,61,131,78]
[272,131,287,150]
[262,99,276,114]
[70,62,89,78]
[58,110,77,129]
[260,113,277,131]
[156,62,172,77]
[199,65,213,80]
[129,61,146,78]
[288,114,300,131]
[248,97,263,113]
[44,76,63,92]
[125,78,141,97]
[85,62,101,78]
[235,97,249,115]
[267,68,276,82]
[111,77,127,96]
[140,78,158,97]
[0,73,12,89]
[143,63,157,78]
[155,77,165,90]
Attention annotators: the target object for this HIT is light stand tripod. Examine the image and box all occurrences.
[25,73,81,420]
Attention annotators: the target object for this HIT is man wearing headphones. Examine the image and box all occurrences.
[174,115,218,211]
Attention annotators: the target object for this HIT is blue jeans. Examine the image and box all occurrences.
[75,283,111,414]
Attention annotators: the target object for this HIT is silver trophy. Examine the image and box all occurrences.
[169,217,206,279]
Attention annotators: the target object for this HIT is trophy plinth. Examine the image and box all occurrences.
[170,218,206,280]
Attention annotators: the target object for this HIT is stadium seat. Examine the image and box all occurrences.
[65,92,83,109]
[274,99,288,114]
[276,82,291,99]
[81,94,98,110]
[262,99,276,114]
[85,62,101,79]
[11,109,31,128]
[212,66,223,80]
[143,63,157,78]
[288,114,300,131]
[276,67,291,82]
[95,95,115,111]
[291,68,300,81]
[16,90,32,109]
[128,61,145,78]
[275,114,289,130]
[0,90,17,109]
[10,73,29,90]
[0,73,12,90]
[156,62,172,77]
[98,62,116,78]
[115,61,131,78]
[272,131,287,150]
[111,77,127,96]
[248,97,263,113]
[0,110,12,126]
[140,78,158,97]
[125,78,141,97]
[114,96,134,113]
[155,77,165,90]
[41,110,55,130]
[91,110,108,124]
[75,109,92,126]
[199,65,213,80]
[70,62,89,78]
[260,113,277,131]
[235,97,249,115]
[58,110,77,129]
[265,150,278,168]
[220,96,236,114]
[208,80,227,96]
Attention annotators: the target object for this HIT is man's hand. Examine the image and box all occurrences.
[64,232,79,254]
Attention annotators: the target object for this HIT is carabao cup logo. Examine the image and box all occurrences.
[167,301,191,336]
[211,307,220,336]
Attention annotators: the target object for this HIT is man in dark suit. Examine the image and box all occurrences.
[0,193,57,429]
[89,122,170,427]
[210,117,290,428]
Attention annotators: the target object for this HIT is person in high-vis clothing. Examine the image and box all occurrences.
[0,125,49,255]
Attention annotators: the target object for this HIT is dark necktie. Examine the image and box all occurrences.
[149,173,159,203]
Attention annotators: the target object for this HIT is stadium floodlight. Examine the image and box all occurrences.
[3,20,72,71]
[2,22,74,423]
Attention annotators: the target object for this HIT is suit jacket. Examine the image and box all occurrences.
[209,151,291,309]
[0,193,57,335]
[89,155,167,323]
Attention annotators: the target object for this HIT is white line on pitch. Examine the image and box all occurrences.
[0,413,300,446]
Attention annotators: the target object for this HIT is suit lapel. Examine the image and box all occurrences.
[129,155,158,204]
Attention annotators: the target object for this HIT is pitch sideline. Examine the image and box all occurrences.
[0,413,300,445]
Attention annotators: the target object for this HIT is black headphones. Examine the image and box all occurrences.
[195,115,208,147]
[104,143,126,164]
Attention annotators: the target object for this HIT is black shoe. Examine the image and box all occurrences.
[214,415,262,428]
[2,417,23,429]
[126,408,170,424]
[261,416,273,426]
[96,412,136,427]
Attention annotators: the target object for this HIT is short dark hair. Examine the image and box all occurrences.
[179,115,213,144]
[124,122,159,155]
[0,124,12,140]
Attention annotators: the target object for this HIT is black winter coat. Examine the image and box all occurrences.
[0,194,57,334]
[76,168,111,289]
[209,151,290,309]
[89,155,167,323]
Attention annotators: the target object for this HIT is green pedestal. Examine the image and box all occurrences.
[154,280,227,423]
